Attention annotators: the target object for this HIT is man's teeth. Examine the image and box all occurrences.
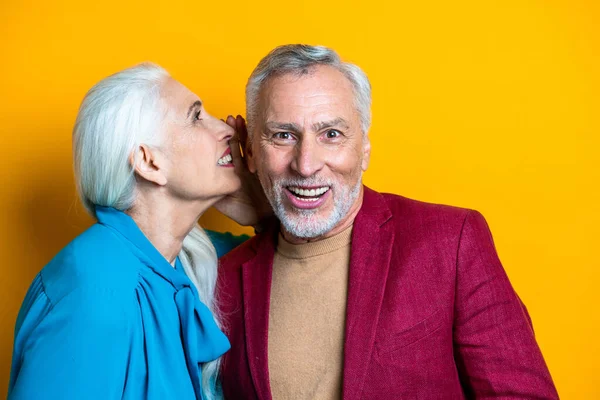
[217,154,232,165]
[288,186,329,197]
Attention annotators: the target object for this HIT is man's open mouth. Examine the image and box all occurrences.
[287,186,330,202]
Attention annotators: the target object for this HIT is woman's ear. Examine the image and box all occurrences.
[130,144,168,186]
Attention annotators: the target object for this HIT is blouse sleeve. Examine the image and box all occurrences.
[9,281,137,400]
[206,230,250,258]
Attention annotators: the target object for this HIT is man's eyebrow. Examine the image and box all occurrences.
[311,118,349,132]
[186,100,202,118]
[265,122,302,133]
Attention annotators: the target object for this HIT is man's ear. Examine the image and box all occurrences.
[247,139,257,174]
[361,134,371,172]
[130,144,168,186]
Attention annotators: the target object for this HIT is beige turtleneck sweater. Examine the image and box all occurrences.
[268,226,353,400]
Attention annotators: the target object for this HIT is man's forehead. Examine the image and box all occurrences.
[263,66,353,100]
[261,67,354,114]
[260,67,355,121]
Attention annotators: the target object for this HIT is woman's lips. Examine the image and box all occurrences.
[217,147,233,167]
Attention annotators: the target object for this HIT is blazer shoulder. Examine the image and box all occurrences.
[379,192,473,231]
[40,224,142,305]
[218,233,262,269]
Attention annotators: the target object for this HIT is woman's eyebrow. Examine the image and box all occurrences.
[186,100,202,118]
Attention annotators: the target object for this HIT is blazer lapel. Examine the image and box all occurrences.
[242,229,277,400]
[343,187,394,400]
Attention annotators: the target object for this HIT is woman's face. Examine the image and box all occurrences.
[157,77,241,204]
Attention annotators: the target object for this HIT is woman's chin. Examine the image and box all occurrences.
[213,180,242,199]
[228,177,243,193]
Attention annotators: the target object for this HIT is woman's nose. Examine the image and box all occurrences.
[220,123,235,142]
[212,116,235,141]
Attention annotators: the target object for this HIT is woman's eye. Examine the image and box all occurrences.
[194,110,202,121]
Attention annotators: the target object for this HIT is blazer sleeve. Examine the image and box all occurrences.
[453,211,559,399]
[9,286,136,400]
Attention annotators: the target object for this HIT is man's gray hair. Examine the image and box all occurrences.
[245,44,372,136]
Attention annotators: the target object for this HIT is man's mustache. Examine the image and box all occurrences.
[273,177,335,188]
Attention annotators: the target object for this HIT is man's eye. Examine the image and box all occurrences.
[274,132,293,140]
[325,129,341,139]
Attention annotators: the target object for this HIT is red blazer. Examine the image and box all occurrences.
[217,187,558,399]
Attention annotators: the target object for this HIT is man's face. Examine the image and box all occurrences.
[248,65,371,239]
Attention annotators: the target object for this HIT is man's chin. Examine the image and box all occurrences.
[278,209,337,239]
[280,202,330,220]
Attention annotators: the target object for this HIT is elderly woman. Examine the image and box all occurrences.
[8,63,262,399]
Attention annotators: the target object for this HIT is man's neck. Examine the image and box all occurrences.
[126,193,210,264]
[281,187,364,244]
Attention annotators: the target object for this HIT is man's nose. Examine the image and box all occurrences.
[290,138,325,178]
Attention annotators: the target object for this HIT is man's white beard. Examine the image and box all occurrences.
[262,174,363,239]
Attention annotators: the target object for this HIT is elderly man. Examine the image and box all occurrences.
[217,45,558,399]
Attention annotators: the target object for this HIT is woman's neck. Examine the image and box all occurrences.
[126,195,209,265]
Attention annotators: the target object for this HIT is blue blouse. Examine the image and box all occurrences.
[8,207,247,399]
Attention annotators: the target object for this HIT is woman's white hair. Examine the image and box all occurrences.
[73,62,223,399]
[246,44,372,136]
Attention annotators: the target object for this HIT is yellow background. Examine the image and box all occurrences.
[1,0,598,397]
